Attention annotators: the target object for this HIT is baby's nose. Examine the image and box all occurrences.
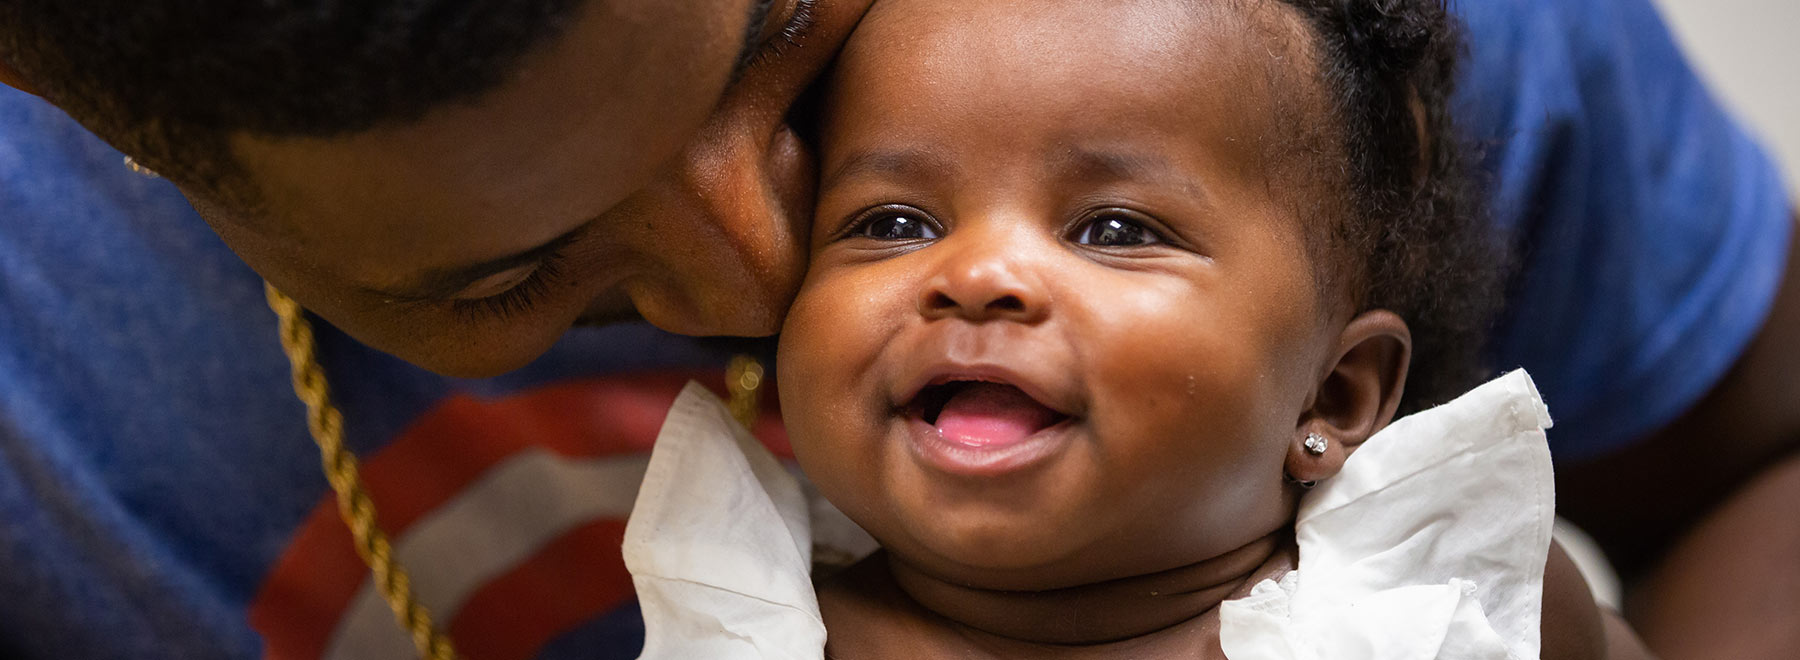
[917,254,1048,324]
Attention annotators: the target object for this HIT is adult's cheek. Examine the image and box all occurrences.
[612,120,815,337]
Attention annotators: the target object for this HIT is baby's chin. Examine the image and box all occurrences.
[875,515,1129,592]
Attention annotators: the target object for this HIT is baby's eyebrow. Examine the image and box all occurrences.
[822,147,956,189]
[1053,147,1176,186]
[1053,146,1214,205]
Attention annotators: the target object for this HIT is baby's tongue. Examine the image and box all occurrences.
[935,383,1060,447]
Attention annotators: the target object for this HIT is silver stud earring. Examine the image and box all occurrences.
[1303,432,1329,456]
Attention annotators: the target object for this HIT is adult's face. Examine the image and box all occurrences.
[197,0,872,377]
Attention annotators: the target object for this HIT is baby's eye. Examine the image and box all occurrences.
[1073,212,1162,247]
[850,205,943,241]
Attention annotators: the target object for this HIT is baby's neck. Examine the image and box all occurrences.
[818,531,1294,659]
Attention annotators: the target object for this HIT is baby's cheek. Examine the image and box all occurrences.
[778,280,855,387]
[782,261,914,362]
[777,272,881,431]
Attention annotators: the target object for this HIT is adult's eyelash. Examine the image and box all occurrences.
[449,251,566,323]
[756,0,818,64]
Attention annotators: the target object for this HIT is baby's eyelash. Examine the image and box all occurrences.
[449,252,566,322]
[834,203,944,242]
[756,0,818,64]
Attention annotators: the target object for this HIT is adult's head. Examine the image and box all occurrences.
[0,0,872,376]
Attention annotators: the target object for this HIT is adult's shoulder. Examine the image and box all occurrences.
[1451,0,1795,461]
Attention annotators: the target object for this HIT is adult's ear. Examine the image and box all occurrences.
[0,58,41,97]
[1285,309,1411,484]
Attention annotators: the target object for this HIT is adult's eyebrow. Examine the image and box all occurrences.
[822,147,957,190]
[367,225,588,303]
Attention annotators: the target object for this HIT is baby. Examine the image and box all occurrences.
[627,0,1632,657]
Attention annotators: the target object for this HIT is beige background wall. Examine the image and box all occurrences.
[1653,0,1800,196]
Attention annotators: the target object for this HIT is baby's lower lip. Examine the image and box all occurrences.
[904,415,1076,478]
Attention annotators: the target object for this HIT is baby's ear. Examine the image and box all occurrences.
[1285,310,1411,484]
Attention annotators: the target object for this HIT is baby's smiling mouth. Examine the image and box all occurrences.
[909,379,1071,449]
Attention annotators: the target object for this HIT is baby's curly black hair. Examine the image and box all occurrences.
[1270,0,1505,412]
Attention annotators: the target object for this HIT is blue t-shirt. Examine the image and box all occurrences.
[0,0,1790,657]
[1455,0,1792,460]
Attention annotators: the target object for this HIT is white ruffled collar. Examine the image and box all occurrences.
[624,371,1554,660]
[1220,371,1554,660]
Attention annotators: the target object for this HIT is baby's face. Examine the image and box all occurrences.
[778,0,1337,591]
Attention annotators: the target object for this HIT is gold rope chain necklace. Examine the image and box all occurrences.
[264,283,764,660]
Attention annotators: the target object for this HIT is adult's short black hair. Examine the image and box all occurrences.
[0,0,585,195]
[1271,0,1505,412]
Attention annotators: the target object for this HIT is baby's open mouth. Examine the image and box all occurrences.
[909,380,1071,448]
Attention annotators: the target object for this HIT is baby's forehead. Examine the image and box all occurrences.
[828,0,1331,173]
[841,1,1318,91]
